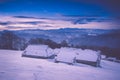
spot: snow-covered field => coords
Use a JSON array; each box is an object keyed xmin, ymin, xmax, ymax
[{"xmin": 0, "ymin": 50, "xmax": 120, "ymax": 80}]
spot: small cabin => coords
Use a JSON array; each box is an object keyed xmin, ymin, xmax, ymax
[
  {"xmin": 22, "ymin": 45, "xmax": 54, "ymax": 59},
  {"xmin": 54, "ymin": 47, "xmax": 76, "ymax": 64},
  {"xmin": 75, "ymin": 49, "xmax": 101, "ymax": 67}
]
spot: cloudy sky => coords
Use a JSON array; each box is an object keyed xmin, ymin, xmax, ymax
[{"xmin": 0, "ymin": 0, "xmax": 120, "ymax": 30}]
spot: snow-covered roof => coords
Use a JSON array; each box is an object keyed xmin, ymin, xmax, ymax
[
  {"xmin": 53, "ymin": 48, "xmax": 60, "ymax": 55},
  {"xmin": 25, "ymin": 45, "xmax": 49, "ymax": 51},
  {"xmin": 55, "ymin": 47, "xmax": 101, "ymax": 63},
  {"xmin": 75, "ymin": 49, "xmax": 100, "ymax": 62},
  {"xmin": 55, "ymin": 47, "xmax": 76, "ymax": 63},
  {"xmin": 23, "ymin": 45, "xmax": 53, "ymax": 57}
]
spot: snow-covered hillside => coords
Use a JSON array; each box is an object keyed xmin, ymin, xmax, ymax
[{"xmin": 0, "ymin": 50, "xmax": 120, "ymax": 80}]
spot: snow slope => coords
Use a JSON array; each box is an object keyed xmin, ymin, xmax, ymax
[{"xmin": 0, "ymin": 50, "xmax": 120, "ymax": 80}]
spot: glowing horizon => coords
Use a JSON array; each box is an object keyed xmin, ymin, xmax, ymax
[{"xmin": 0, "ymin": 16, "xmax": 119, "ymax": 30}]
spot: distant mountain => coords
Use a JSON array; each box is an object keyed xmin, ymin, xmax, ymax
[
  {"xmin": 7, "ymin": 28, "xmax": 119, "ymax": 49},
  {"xmin": 71, "ymin": 17, "xmax": 109, "ymax": 24}
]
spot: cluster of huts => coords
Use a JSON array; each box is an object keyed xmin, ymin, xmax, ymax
[{"xmin": 22, "ymin": 45, "xmax": 101, "ymax": 67}]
